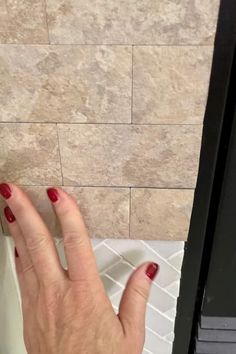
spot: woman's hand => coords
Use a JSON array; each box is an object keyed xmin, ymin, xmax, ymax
[{"xmin": 0, "ymin": 183, "xmax": 159, "ymax": 354}]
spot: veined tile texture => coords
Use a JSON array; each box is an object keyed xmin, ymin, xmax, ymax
[
  {"xmin": 0, "ymin": 186, "xmax": 129, "ymax": 239},
  {"xmin": 58, "ymin": 124, "xmax": 202, "ymax": 188},
  {"xmin": 0, "ymin": 45, "xmax": 131, "ymax": 123},
  {"xmin": 130, "ymin": 189, "xmax": 194, "ymax": 240},
  {"xmin": 0, "ymin": 123, "xmax": 61, "ymax": 185},
  {"xmin": 0, "ymin": 0, "xmax": 48, "ymax": 44},
  {"xmin": 133, "ymin": 46, "xmax": 213, "ymax": 124},
  {"xmin": 46, "ymin": 0, "xmax": 219, "ymax": 45},
  {"xmin": 0, "ymin": 186, "xmax": 193, "ymax": 241}
]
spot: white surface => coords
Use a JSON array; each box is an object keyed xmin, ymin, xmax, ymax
[{"xmin": 0, "ymin": 237, "xmax": 185, "ymax": 354}]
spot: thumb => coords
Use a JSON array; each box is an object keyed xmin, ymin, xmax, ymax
[{"xmin": 118, "ymin": 262, "xmax": 159, "ymax": 335}]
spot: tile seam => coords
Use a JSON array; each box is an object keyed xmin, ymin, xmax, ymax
[
  {"xmin": 6, "ymin": 185, "xmax": 195, "ymax": 191},
  {"xmin": 0, "ymin": 43, "xmax": 215, "ymax": 47},
  {"xmin": 131, "ymin": 45, "xmax": 134, "ymax": 124},
  {"xmin": 129, "ymin": 187, "xmax": 131, "ymax": 239},
  {"xmin": 0, "ymin": 122, "xmax": 204, "ymax": 126},
  {"xmin": 55, "ymin": 123, "xmax": 64, "ymax": 185},
  {"xmin": 42, "ymin": 0, "xmax": 50, "ymax": 44}
]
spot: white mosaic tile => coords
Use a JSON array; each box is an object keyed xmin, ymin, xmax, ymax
[
  {"xmin": 148, "ymin": 283, "xmax": 176, "ymax": 314},
  {"xmin": 167, "ymin": 251, "xmax": 184, "ymax": 271},
  {"xmin": 142, "ymin": 241, "xmax": 185, "ymax": 259},
  {"xmin": 105, "ymin": 261, "xmax": 135, "ymax": 285},
  {"xmin": 104, "ymin": 239, "xmax": 180, "ymax": 288},
  {"xmin": 165, "ymin": 281, "xmax": 181, "ymax": 298},
  {"xmin": 91, "ymin": 239, "xmax": 183, "ymax": 354},
  {"xmin": 2, "ymin": 237, "xmax": 183, "ymax": 354},
  {"xmin": 146, "ymin": 305, "xmax": 173, "ymax": 337},
  {"xmin": 93, "ymin": 243, "xmax": 122, "ymax": 272},
  {"xmin": 100, "ymin": 275, "xmax": 122, "ymax": 296},
  {"xmin": 145, "ymin": 328, "xmax": 172, "ymax": 354}
]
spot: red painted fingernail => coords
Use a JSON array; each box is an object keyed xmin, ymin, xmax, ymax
[
  {"xmin": 0, "ymin": 183, "xmax": 12, "ymax": 199},
  {"xmin": 145, "ymin": 263, "xmax": 159, "ymax": 281},
  {"xmin": 15, "ymin": 247, "xmax": 19, "ymax": 258},
  {"xmin": 47, "ymin": 188, "xmax": 59, "ymax": 203},
  {"xmin": 4, "ymin": 206, "xmax": 16, "ymax": 223}
]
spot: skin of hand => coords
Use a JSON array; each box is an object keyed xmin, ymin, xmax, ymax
[{"xmin": 0, "ymin": 183, "xmax": 159, "ymax": 354}]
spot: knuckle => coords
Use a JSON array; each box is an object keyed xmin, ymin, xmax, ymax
[
  {"xmin": 129, "ymin": 285, "xmax": 148, "ymax": 302},
  {"xmin": 63, "ymin": 231, "xmax": 84, "ymax": 248},
  {"xmin": 26, "ymin": 233, "xmax": 49, "ymax": 252}
]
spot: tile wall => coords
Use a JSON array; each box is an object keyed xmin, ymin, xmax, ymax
[{"xmin": 0, "ymin": 1, "xmax": 220, "ymax": 353}]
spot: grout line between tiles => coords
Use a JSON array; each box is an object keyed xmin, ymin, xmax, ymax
[
  {"xmin": 55, "ymin": 123, "xmax": 64, "ymax": 185},
  {"xmin": 167, "ymin": 249, "xmax": 184, "ymax": 261},
  {"xmin": 140, "ymin": 241, "xmax": 181, "ymax": 273},
  {"xmin": 152, "ymin": 283, "xmax": 177, "ymax": 300},
  {"xmin": 43, "ymin": 0, "xmax": 50, "ymax": 44},
  {"xmin": 103, "ymin": 274, "xmax": 125, "ymax": 289},
  {"xmin": 131, "ymin": 45, "xmax": 134, "ymax": 124},
  {"xmin": 147, "ymin": 302, "xmax": 175, "ymax": 322},
  {"xmin": 129, "ymin": 187, "xmax": 131, "ymax": 239},
  {"xmin": 5, "ymin": 184, "xmax": 195, "ymax": 191},
  {"xmin": 99, "ymin": 260, "xmax": 125, "ymax": 277},
  {"xmin": 102, "ymin": 242, "xmax": 125, "ymax": 258},
  {"xmin": 0, "ymin": 121, "xmax": 204, "ymax": 126},
  {"xmin": 0, "ymin": 43, "xmax": 215, "ymax": 47},
  {"xmin": 109, "ymin": 288, "xmax": 124, "ymax": 299},
  {"xmin": 143, "ymin": 348, "xmax": 154, "ymax": 354},
  {"xmin": 145, "ymin": 326, "xmax": 173, "ymax": 343}
]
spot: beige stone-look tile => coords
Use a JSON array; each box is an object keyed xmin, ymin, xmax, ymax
[
  {"xmin": 0, "ymin": 186, "xmax": 60, "ymax": 238},
  {"xmin": 0, "ymin": 123, "xmax": 62, "ymax": 185},
  {"xmin": 0, "ymin": 0, "xmax": 48, "ymax": 44},
  {"xmin": 46, "ymin": 0, "xmax": 219, "ymax": 45},
  {"xmin": 133, "ymin": 46, "xmax": 213, "ymax": 124},
  {"xmin": 58, "ymin": 124, "xmax": 202, "ymax": 188},
  {"xmin": 130, "ymin": 189, "xmax": 194, "ymax": 240},
  {"xmin": 0, "ymin": 45, "xmax": 131, "ymax": 123},
  {"xmin": 64, "ymin": 187, "xmax": 129, "ymax": 238},
  {"xmin": 0, "ymin": 186, "xmax": 129, "ymax": 238}
]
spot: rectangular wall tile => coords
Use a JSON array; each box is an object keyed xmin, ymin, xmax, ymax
[
  {"xmin": 0, "ymin": 186, "xmax": 129, "ymax": 239},
  {"xmin": 64, "ymin": 186, "xmax": 129, "ymax": 238},
  {"xmin": 130, "ymin": 189, "xmax": 194, "ymax": 240},
  {"xmin": 58, "ymin": 124, "xmax": 202, "ymax": 188},
  {"xmin": 0, "ymin": 123, "xmax": 62, "ymax": 185},
  {"xmin": 133, "ymin": 46, "xmax": 213, "ymax": 124},
  {"xmin": 0, "ymin": 0, "xmax": 48, "ymax": 44},
  {"xmin": 0, "ymin": 45, "xmax": 131, "ymax": 123},
  {"xmin": 46, "ymin": 0, "xmax": 219, "ymax": 45}
]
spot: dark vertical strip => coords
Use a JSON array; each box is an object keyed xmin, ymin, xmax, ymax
[{"xmin": 172, "ymin": 1, "xmax": 236, "ymax": 353}]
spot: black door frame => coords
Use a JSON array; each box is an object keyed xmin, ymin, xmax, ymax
[{"xmin": 172, "ymin": 1, "xmax": 236, "ymax": 353}]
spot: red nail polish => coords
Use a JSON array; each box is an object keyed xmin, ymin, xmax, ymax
[
  {"xmin": 4, "ymin": 206, "xmax": 16, "ymax": 223},
  {"xmin": 47, "ymin": 188, "xmax": 59, "ymax": 203},
  {"xmin": 15, "ymin": 247, "xmax": 19, "ymax": 258},
  {"xmin": 0, "ymin": 183, "xmax": 12, "ymax": 199},
  {"xmin": 145, "ymin": 263, "xmax": 159, "ymax": 281}
]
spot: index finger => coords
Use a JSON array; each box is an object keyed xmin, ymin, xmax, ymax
[{"xmin": 0, "ymin": 183, "xmax": 65, "ymax": 285}]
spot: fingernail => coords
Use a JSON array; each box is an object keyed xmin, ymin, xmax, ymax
[
  {"xmin": 0, "ymin": 183, "xmax": 12, "ymax": 199},
  {"xmin": 47, "ymin": 188, "xmax": 59, "ymax": 203},
  {"xmin": 145, "ymin": 263, "xmax": 159, "ymax": 281},
  {"xmin": 15, "ymin": 247, "xmax": 19, "ymax": 258},
  {"xmin": 4, "ymin": 206, "xmax": 16, "ymax": 223}
]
